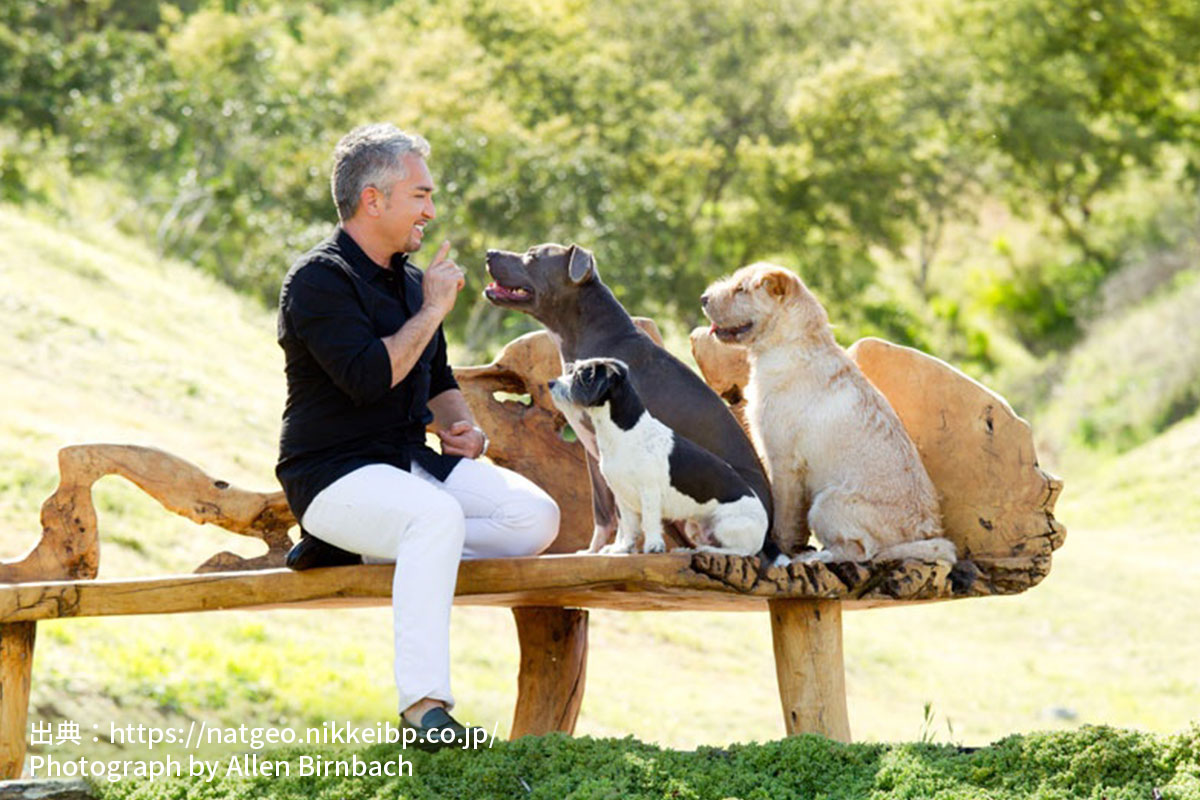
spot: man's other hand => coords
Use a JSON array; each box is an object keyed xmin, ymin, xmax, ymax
[
  {"xmin": 438, "ymin": 420, "xmax": 486, "ymax": 458},
  {"xmin": 423, "ymin": 240, "xmax": 465, "ymax": 319}
]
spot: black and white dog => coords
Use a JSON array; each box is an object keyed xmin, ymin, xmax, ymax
[{"xmin": 548, "ymin": 358, "xmax": 769, "ymax": 556}]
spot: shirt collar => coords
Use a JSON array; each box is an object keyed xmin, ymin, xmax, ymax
[{"xmin": 334, "ymin": 227, "xmax": 410, "ymax": 284}]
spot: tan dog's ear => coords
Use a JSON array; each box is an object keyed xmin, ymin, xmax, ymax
[
  {"xmin": 567, "ymin": 244, "xmax": 597, "ymax": 285},
  {"xmin": 754, "ymin": 268, "xmax": 797, "ymax": 300}
]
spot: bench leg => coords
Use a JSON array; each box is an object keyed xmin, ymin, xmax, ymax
[
  {"xmin": 1, "ymin": 621, "xmax": 37, "ymax": 779},
  {"xmin": 768, "ymin": 598, "xmax": 851, "ymax": 742},
  {"xmin": 510, "ymin": 607, "xmax": 588, "ymax": 739}
]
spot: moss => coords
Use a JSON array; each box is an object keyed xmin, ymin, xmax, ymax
[{"xmin": 90, "ymin": 725, "xmax": 1200, "ymax": 800}]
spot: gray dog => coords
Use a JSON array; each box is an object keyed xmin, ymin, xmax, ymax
[{"xmin": 484, "ymin": 243, "xmax": 775, "ymax": 558}]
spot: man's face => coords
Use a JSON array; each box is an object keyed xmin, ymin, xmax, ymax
[{"xmin": 375, "ymin": 153, "xmax": 436, "ymax": 253}]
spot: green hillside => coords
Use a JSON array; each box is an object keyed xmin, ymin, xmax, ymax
[{"xmin": 3, "ymin": 201, "xmax": 1199, "ymax": 764}]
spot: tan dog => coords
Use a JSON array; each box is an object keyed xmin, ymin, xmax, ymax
[{"xmin": 701, "ymin": 263, "xmax": 956, "ymax": 564}]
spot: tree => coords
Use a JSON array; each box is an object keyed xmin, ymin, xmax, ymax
[{"xmin": 959, "ymin": 0, "xmax": 1200, "ymax": 272}]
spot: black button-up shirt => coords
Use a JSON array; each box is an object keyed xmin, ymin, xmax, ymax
[{"xmin": 276, "ymin": 228, "xmax": 461, "ymax": 522}]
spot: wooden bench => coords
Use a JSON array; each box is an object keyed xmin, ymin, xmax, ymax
[{"xmin": 0, "ymin": 329, "xmax": 1064, "ymax": 779}]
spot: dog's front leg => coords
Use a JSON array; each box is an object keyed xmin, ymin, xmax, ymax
[
  {"xmin": 769, "ymin": 463, "xmax": 810, "ymax": 555},
  {"xmin": 600, "ymin": 502, "xmax": 640, "ymax": 555},
  {"xmin": 639, "ymin": 489, "xmax": 666, "ymax": 553},
  {"xmin": 582, "ymin": 449, "xmax": 619, "ymax": 553}
]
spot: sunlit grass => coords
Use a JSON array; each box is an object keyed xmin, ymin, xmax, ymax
[{"xmin": 1036, "ymin": 269, "xmax": 1200, "ymax": 462}]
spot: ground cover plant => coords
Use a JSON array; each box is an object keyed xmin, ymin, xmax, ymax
[{"xmin": 89, "ymin": 725, "xmax": 1200, "ymax": 800}]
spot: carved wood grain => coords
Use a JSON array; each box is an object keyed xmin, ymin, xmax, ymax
[
  {"xmin": 0, "ymin": 445, "xmax": 296, "ymax": 583},
  {"xmin": 0, "ymin": 548, "xmax": 1039, "ymax": 624},
  {"xmin": 510, "ymin": 607, "xmax": 588, "ymax": 738},
  {"xmin": 769, "ymin": 599, "xmax": 850, "ymax": 741},
  {"xmin": 0, "ymin": 622, "xmax": 36, "ymax": 779}
]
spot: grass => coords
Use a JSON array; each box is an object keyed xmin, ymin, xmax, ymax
[
  {"xmin": 85, "ymin": 725, "xmax": 1200, "ymax": 799},
  {"xmin": 1037, "ymin": 269, "xmax": 1200, "ymax": 461},
  {"xmin": 1056, "ymin": 409, "xmax": 1200, "ymax": 536},
  {"xmin": 2, "ymin": 198, "xmax": 1199, "ymax": 778}
]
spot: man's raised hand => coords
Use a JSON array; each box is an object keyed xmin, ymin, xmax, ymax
[{"xmin": 422, "ymin": 240, "xmax": 465, "ymax": 319}]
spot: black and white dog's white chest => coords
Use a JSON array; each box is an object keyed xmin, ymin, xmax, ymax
[{"xmin": 594, "ymin": 410, "xmax": 755, "ymax": 517}]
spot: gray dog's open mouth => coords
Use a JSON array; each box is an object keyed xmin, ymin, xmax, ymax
[
  {"xmin": 484, "ymin": 257, "xmax": 535, "ymax": 304},
  {"xmin": 711, "ymin": 321, "xmax": 753, "ymax": 342},
  {"xmin": 484, "ymin": 281, "xmax": 534, "ymax": 303}
]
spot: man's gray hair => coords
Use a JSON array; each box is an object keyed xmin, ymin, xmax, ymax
[{"xmin": 331, "ymin": 124, "xmax": 431, "ymax": 222}]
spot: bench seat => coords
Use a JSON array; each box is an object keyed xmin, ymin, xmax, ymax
[{"xmin": 0, "ymin": 551, "xmax": 991, "ymax": 623}]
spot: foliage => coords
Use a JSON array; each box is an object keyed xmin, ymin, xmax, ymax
[
  {"xmin": 2, "ymin": 0, "xmax": 1198, "ymax": 396},
  {"xmin": 1039, "ymin": 267, "xmax": 1200, "ymax": 454},
  {"xmin": 92, "ymin": 725, "xmax": 1200, "ymax": 800},
  {"xmin": 953, "ymin": 0, "xmax": 1200, "ymax": 346}
]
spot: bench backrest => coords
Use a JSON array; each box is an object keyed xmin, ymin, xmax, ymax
[{"xmin": 0, "ymin": 327, "xmax": 1063, "ymax": 596}]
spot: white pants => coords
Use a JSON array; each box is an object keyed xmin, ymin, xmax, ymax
[{"xmin": 300, "ymin": 459, "xmax": 560, "ymax": 713}]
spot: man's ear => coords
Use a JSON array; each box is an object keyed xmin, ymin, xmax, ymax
[
  {"xmin": 358, "ymin": 185, "xmax": 380, "ymax": 217},
  {"xmin": 567, "ymin": 244, "xmax": 597, "ymax": 285}
]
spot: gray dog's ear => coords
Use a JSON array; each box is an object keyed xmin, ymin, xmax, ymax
[{"xmin": 567, "ymin": 244, "xmax": 597, "ymax": 285}]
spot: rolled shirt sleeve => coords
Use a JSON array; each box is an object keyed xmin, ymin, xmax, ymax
[{"xmin": 284, "ymin": 269, "xmax": 393, "ymax": 407}]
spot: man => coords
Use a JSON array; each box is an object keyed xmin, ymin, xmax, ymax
[{"xmin": 276, "ymin": 123, "xmax": 560, "ymax": 750}]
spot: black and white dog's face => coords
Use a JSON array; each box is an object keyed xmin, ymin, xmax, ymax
[{"xmin": 548, "ymin": 358, "xmax": 631, "ymax": 412}]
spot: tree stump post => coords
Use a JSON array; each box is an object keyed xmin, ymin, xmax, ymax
[
  {"xmin": 1, "ymin": 621, "xmax": 37, "ymax": 779},
  {"xmin": 768, "ymin": 598, "xmax": 851, "ymax": 742},
  {"xmin": 510, "ymin": 607, "xmax": 588, "ymax": 738}
]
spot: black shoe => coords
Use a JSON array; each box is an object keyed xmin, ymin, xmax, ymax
[
  {"xmin": 400, "ymin": 707, "xmax": 483, "ymax": 752},
  {"xmin": 285, "ymin": 532, "xmax": 362, "ymax": 571}
]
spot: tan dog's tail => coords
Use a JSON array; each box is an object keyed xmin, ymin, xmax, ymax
[{"xmin": 876, "ymin": 538, "xmax": 957, "ymax": 564}]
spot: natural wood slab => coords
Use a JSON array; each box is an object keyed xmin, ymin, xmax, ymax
[
  {"xmin": 1, "ymin": 549, "xmax": 1030, "ymax": 623},
  {"xmin": 0, "ymin": 329, "xmax": 1058, "ymax": 600},
  {"xmin": 510, "ymin": 607, "xmax": 588, "ymax": 738},
  {"xmin": 0, "ymin": 445, "xmax": 296, "ymax": 583},
  {"xmin": 451, "ymin": 331, "xmax": 591, "ymax": 554},
  {"xmin": 847, "ymin": 338, "xmax": 1064, "ymax": 562},
  {"xmin": 0, "ymin": 622, "xmax": 36, "ymax": 780},
  {"xmin": 770, "ymin": 599, "xmax": 850, "ymax": 741},
  {"xmin": 690, "ymin": 327, "xmax": 751, "ymax": 431}
]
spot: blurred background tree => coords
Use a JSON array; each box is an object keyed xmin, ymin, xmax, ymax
[
  {"xmin": 3, "ymin": 0, "xmax": 1198, "ymax": 452},
  {"xmin": 957, "ymin": 0, "xmax": 1200, "ymax": 352}
]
